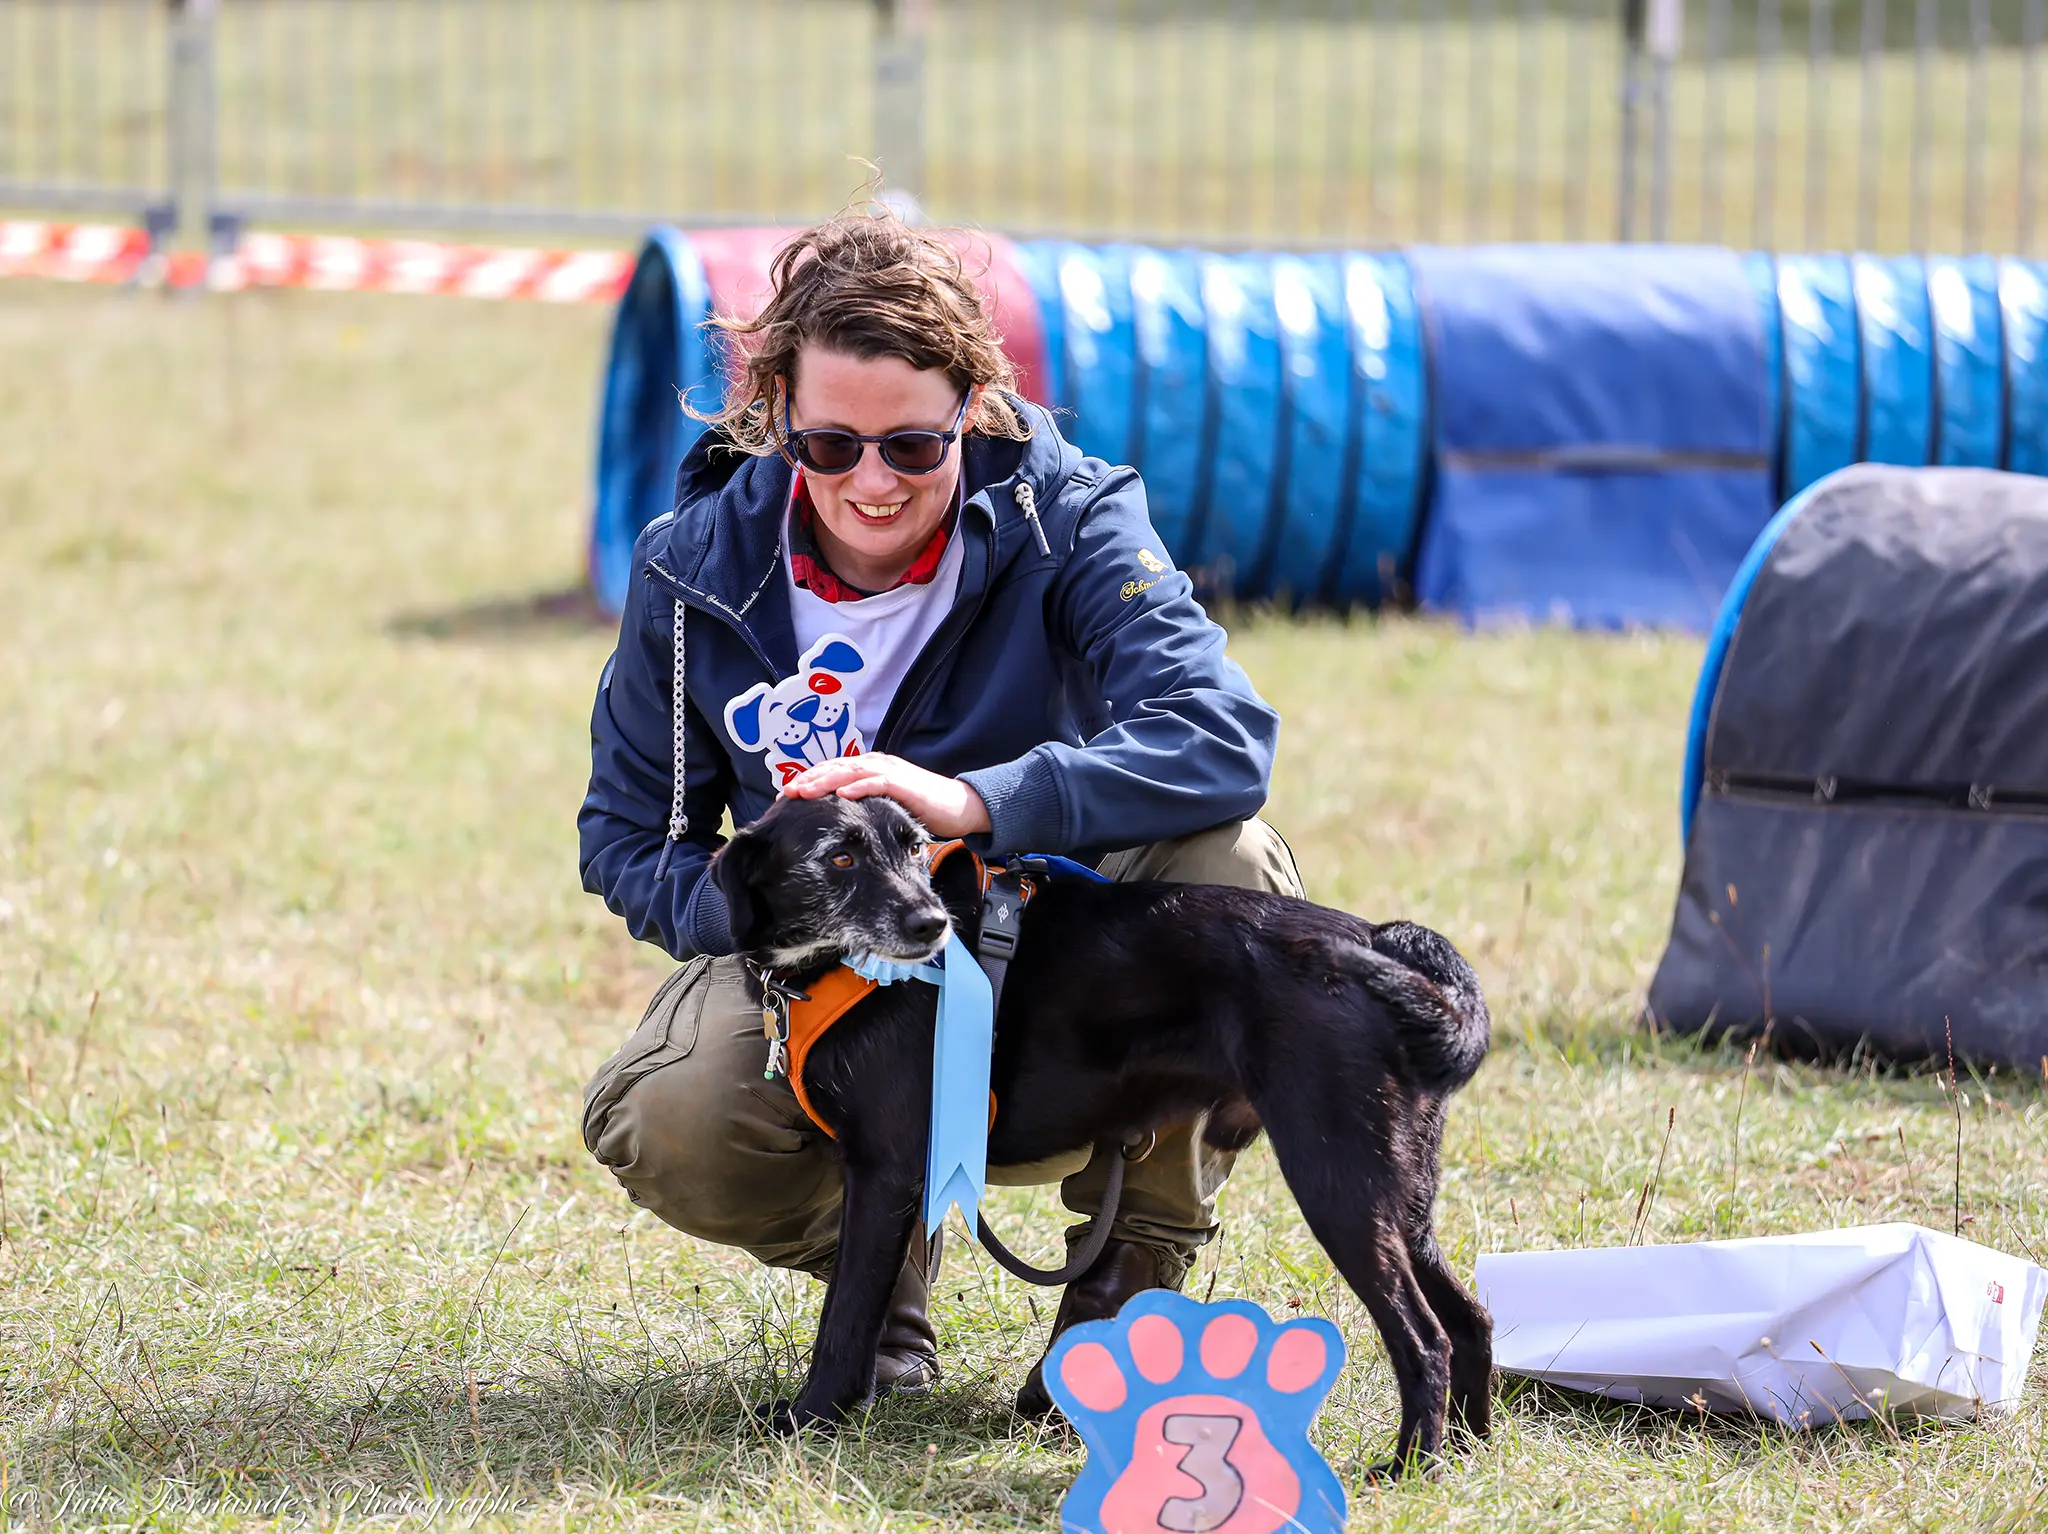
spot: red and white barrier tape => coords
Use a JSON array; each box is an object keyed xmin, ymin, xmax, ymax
[
  {"xmin": 0, "ymin": 220, "xmax": 154, "ymax": 284},
  {"xmin": 0, "ymin": 221, "xmax": 634, "ymax": 304}
]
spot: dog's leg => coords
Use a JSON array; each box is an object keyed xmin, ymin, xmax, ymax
[
  {"xmin": 1400, "ymin": 1111, "xmax": 1492, "ymax": 1442},
  {"xmin": 780, "ymin": 1158, "xmax": 922, "ymax": 1430},
  {"xmin": 769, "ymin": 986, "xmax": 938, "ymax": 1434},
  {"xmin": 1404, "ymin": 1226, "xmax": 1492, "ymax": 1442},
  {"xmin": 1263, "ymin": 1125, "xmax": 1450, "ymax": 1476},
  {"xmin": 1335, "ymin": 1221, "xmax": 1449, "ymax": 1476}
]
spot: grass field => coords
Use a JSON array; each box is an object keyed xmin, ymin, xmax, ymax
[{"xmin": 3, "ymin": 280, "xmax": 2047, "ymax": 1530}]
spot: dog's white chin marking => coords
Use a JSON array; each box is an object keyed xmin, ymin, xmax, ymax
[
  {"xmin": 763, "ymin": 937, "xmax": 843, "ymax": 971},
  {"xmin": 868, "ymin": 938, "xmax": 950, "ymax": 966},
  {"xmin": 763, "ymin": 936, "xmax": 946, "ymax": 971},
  {"xmin": 855, "ymin": 917, "xmax": 952, "ymax": 967}
]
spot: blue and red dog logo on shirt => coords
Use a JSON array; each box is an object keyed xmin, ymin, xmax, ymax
[{"xmin": 723, "ymin": 634, "xmax": 868, "ymax": 789}]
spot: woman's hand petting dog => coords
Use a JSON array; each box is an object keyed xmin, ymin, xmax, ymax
[{"xmin": 782, "ymin": 751, "xmax": 993, "ymax": 838}]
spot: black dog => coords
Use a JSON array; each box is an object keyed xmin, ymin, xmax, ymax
[{"xmin": 712, "ymin": 794, "xmax": 1493, "ymax": 1473}]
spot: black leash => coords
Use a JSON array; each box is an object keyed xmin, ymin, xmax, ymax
[{"xmin": 972, "ymin": 1131, "xmax": 1155, "ymax": 1287}]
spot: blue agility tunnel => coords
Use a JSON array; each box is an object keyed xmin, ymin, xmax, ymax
[
  {"xmin": 1743, "ymin": 253, "xmax": 1784, "ymax": 478},
  {"xmin": 1192, "ymin": 252, "xmax": 1286, "ymax": 590},
  {"xmin": 1775, "ymin": 253, "xmax": 1863, "ymax": 497},
  {"xmin": 1267, "ymin": 254, "xmax": 1354, "ymax": 602},
  {"xmin": 2009, "ymin": 261, "xmax": 2048, "ymax": 476},
  {"xmin": 1929, "ymin": 255, "xmax": 2005, "ymax": 468},
  {"xmin": 1127, "ymin": 246, "xmax": 1209, "ymax": 558},
  {"xmin": 1766, "ymin": 252, "xmax": 2041, "ymax": 496},
  {"xmin": 1408, "ymin": 245, "xmax": 1777, "ymax": 629},
  {"xmin": 1012, "ymin": 240, "xmax": 1429, "ymax": 608},
  {"xmin": 1852, "ymin": 254, "xmax": 1934, "ymax": 468},
  {"xmin": 591, "ymin": 232, "xmax": 2044, "ymax": 626},
  {"xmin": 589, "ymin": 230, "xmax": 712, "ymax": 615},
  {"xmin": 1046, "ymin": 242, "xmax": 1139, "ymax": 469},
  {"xmin": 1332, "ymin": 253, "xmax": 1429, "ymax": 609}
]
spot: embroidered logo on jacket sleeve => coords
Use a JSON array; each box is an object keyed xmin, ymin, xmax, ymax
[{"xmin": 723, "ymin": 634, "xmax": 869, "ymax": 789}]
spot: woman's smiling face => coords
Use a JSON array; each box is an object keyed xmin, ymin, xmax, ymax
[{"xmin": 787, "ymin": 344, "xmax": 966, "ymax": 593}]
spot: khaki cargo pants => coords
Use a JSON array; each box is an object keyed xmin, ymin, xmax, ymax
[{"xmin": 581, "ymin": 818, "xmax": 1303, "ymax": 1283}]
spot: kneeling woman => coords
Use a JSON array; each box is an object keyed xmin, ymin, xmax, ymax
[{"xmin": 577, "ymin": 209, "xmax": 1299, "ymax": 1412}]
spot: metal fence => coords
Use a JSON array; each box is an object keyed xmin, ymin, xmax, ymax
[{"xmin": 2, "ymin": 0, "xmax": 2043, "ymax": 254}]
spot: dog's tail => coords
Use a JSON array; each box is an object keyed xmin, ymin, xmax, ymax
[{"xmin": 1357, "ymin": 921, "xmax": 1492, "ymax": 1094}]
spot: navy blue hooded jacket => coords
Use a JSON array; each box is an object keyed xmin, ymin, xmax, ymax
[{"xmin": 578, "ymin": 397, "xmax": 1280, "ymax": 961}]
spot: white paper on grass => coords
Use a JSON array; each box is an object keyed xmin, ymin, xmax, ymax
[{"xmin": 1476, "ymin": 1223, "xmax": 2047, "ymax": 1425}]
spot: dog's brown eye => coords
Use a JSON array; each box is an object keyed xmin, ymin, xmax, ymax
[{"xmin": 830, "ymin": 852, "xmax": 855, "ymax": 869}]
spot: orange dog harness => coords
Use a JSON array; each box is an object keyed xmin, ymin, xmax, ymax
[
  {"xmin": 771, "ymin": 964, "xmax": 879, "ymax": 1139},
  {"xmin": 758, "ymin": 839, "xmax": 1013, "ymax": 1140}
]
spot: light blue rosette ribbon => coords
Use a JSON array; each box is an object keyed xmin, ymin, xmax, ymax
[
  {"xmin": 846, "ymin": 937, "xmax": 994, "ymax": 1238},
  {"xmin": 845, "ymin": 952, "xmax": 945, "ymax": 987}
]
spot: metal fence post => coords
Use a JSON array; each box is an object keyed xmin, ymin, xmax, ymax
[
  {"xmin": 166, "ymin": 0, "xmax": 221, "ymax": 254},
  {"xmin": 1648, "ymin": 0, "xmax": 1681, "ymax": 240},
  {"xmin": 1620, "ymin": 0, "xmax": 1644, "ymax": 240},
  {"xmin": 1514, "ymin": 0, "xmax": 1540, "ymax": 239},
  {"xmin": 1703, "ymin": 0, "xmax": 1728, "ymax": 242},
  {"xmin": 1806, "ymin": 0, "xmax": 1831, "ymax": 250},
  {"xmin": 1469, "ymin": 0, "xmax": 1496, "ymax": 241},
  {"xmin": 1756, "ymin": 0, "xmax": 1781, "ymax": 248},
  {"xmin": 1911, "ymin": 0, "xmax": 1933, "ymax": 253},
  {"xmin": 1965, "ymin": 0, "xmax": 1990, "ymax": 252},
  {"xmin": 1857, "ymin": 0, "xmax": 1884, "ymax": 252},
  {"xmin": 1567, "ymin": 0, "xmax": 1595, "ymax": 238},
  {"xmin": 873, "ymin": 0, "xmax": 930, "ymax": 216},
  {"xmin": 1369, "ymin": 0, "xmax": 1394, "ymax": 241},
  {"xmin": 138, "ymin": 4, "xmax": 183, "ymax": 263}
]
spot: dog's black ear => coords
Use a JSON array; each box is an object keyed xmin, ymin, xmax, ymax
[
  {"xmin": 929, "ymin": 845, "xmax": 985, "ymax": 931},
  {"xmin": 710, "ymin": 826, "xmax": 775, "ymax": 954}
]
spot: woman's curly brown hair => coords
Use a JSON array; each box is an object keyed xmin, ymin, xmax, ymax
[{"xmin": 692, "ymin": 207, "xmax": 1031, "ymax": 455}]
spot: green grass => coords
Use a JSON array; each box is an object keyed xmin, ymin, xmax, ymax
[
  {"xmin": 4, "ymin": 0, "xmax": 2045, "ymax": 254},
  {"xmin": 2, "ymin": 279, "xmax": 2046, "ymax": 1530}
]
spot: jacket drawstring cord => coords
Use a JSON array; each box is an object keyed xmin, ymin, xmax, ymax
[
  {"xmin": 655, "ymin": 596, "xmax": 687, "ymax": 881},
  {"xmin": 1015, "ymin": 480, "xmax": 1050, "ymax": 556}
]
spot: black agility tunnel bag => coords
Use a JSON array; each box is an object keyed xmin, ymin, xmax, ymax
[{"xmin": 1649, "ymin": 464, "xmax": 2048, "ymax": 1070}]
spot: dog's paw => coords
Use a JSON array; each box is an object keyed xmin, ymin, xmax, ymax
[
  {"xmin": 758, "ymin": 1389, "xmax": 874, "ymax": 1438},
  {"xmin": 1361, "ymin": 1451, "xmax": 1436, "ymax": 1485},
  {"xmin": 1044, "ymin": 1290, "xmax": 1346, "ymax": 1534},
  {"xmin": 752, "ymin": 1396, "xmax": 854, "ymax": 1436}
]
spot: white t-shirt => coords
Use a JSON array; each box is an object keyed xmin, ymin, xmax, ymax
[{"xmin": 783, "ymin": 510, "xmax": 966, "ymax": 755}]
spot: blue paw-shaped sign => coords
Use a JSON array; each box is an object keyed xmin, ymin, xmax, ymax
[{"xmin": 1045, "ymin": 1290, "xmax": 1346, "ymax": 1534}]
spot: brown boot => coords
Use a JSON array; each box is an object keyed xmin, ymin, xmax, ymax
[
  {"xmin": 1014, "ymin": 1237, "xmax": 1185, "ymax": 1418},
  {"xmin": 874, "ymin": 1229, "xmax": 942, "ymax": 1397}
]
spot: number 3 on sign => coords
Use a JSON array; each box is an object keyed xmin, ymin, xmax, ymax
[{"xmin": 1045, "ymin": 1291, "xmax": 1347, "ymax": 1534}]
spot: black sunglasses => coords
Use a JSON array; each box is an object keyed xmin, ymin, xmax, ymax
[{"xmin": 781, "ymin": 393, "xmax": 970, "ymax": 477}]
